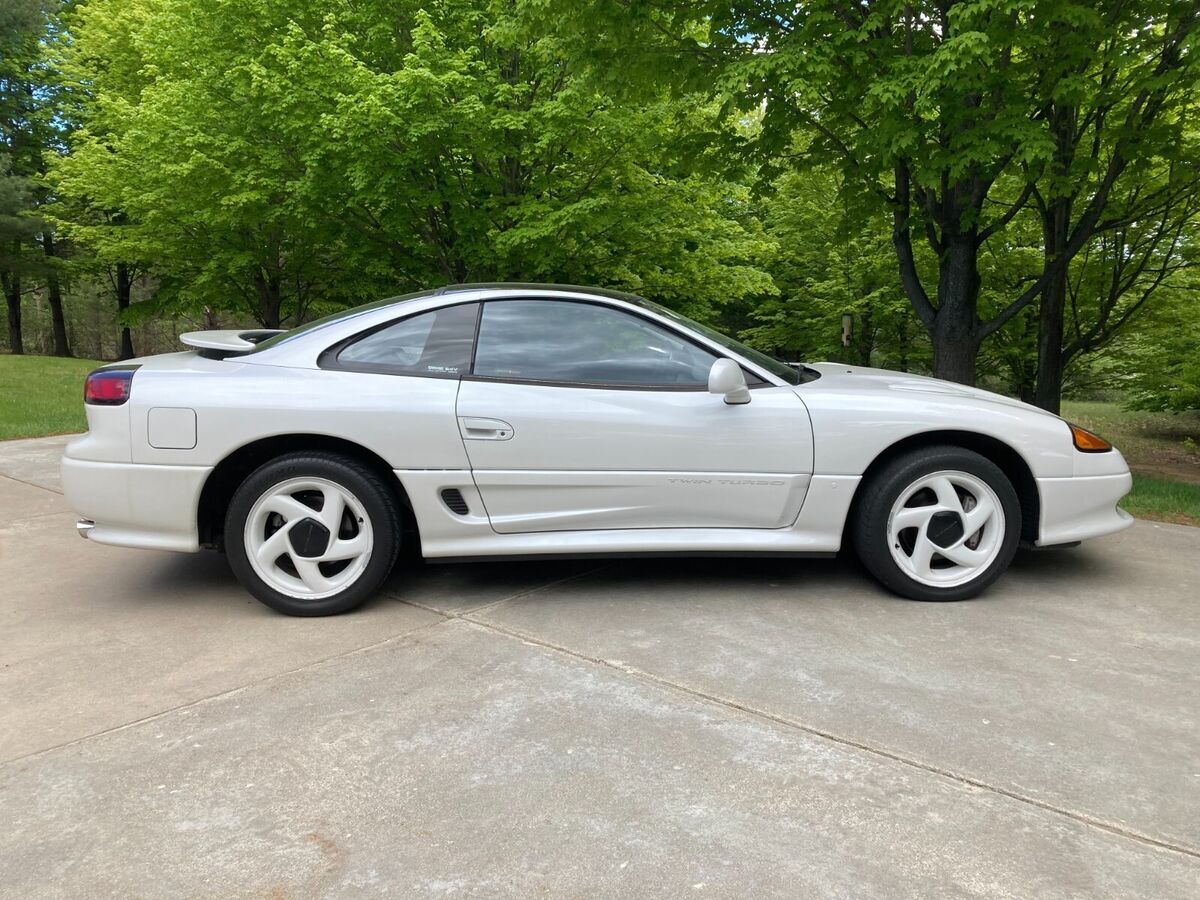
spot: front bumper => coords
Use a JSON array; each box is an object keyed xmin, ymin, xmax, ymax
[
  {"xmin": 61, "ymin": 456, "xmax": 210, "ymax": 553},
  {"xmin": 1036, "ymin": 471, "xmax": 1134, "ymax": 547}
]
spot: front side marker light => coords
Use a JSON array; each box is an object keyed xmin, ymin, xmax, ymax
[{"xmin": 1068, "ymin": 422, "xmax": 1112, "ymax": 453}]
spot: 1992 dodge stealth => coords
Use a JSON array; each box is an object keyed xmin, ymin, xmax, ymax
[{"xmin": 63, "ymin": 284, "xmax": 1133, "ymax": 616}]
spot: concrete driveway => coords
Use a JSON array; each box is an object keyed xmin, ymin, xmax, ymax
[{"xmin": 1, "ymin": 436, "xmax": 1198, "ymax": 898}]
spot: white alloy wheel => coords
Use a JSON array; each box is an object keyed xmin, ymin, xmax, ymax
[
  {"xmin": 885, "ymin": 469, "xmax": 1006, "ymax": 589},
  {"xmin": 243, "ymin": 476, "xmax": 374, "ymax": 600}
]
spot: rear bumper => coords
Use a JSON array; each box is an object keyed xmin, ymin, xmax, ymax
[
  {"xmin": 1036, "ymin": 471, "xmax": 1134, "ymax": 547},
  {"xmin": 61, "ymin": 456, "xmax": 210, "ymax": 553}
]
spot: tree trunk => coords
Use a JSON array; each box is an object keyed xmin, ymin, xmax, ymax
[
  {"xmin": 254, "ymin": 271, "xmax": 282, "ymax": 328},
  {"xmin": 1033, "ymin": 274, "xmax": 1067, "ymax": 414},
  {"xmin": 894, "ymin": 315, "xmax": 910, "ymax": 373},
  {"xmin": 1006, "ymin": 311, "xmax": 1039, "ymax": 403},
  {"xmin": 1031, "ymin": 101, "xmax": 1078, "ymax": 415},
  {"xmin": 42, "ymin": 232, "xmax": 71, "ymax": 357},
  {"xmin": 854, "ymin": 307, "xmax": 874, "ymax": 367},
  {"xmin": 116, "ymin": 263, "xmax": 134, "ymax": 360},
  {"xmin": 4, "ymin": 267, "xmax": 23, "ymax": 355},
  {"xmin": 1034, "ymin": 190, "xmax": 1073, "ymax": 415},
  {"xmin": 931, "ymin": 236, "xmax": 981, "ymax": 385}
]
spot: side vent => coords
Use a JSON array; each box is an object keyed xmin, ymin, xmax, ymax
[{"xmin": 441, "ymin": 488, "xmax": 470, "ymax": 516}]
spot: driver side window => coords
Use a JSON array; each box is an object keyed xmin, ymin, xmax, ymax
[{"xmin": 472, "ymin": 300, "xmax": 717, "ymax": 388}]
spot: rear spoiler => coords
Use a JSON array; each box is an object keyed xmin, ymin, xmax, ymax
[{"xmin": 179, "ymin": 329, "xmax": 284, "ymax": 353}]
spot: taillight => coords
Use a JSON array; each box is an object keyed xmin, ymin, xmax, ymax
[{"xmin": 84, "ymin": 366, "xmax": 139, "ymax": 405}]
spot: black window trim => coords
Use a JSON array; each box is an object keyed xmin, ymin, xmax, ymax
[
  {"xmin": 317, "ymin": 301, "xmax": 482, "ymax": 379},
  {"xmin": 460, "ymin": 373, "xmax": 724, "ymax": 392},
  {"xmin": 467, "ymin": 297, "xmax": 768, "ymax": 392},
  {"xmin": 317, "ymin": 294, "xmax": 772, "ymax": 390}
]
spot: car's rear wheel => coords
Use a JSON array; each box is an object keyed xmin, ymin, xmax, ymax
[
  {"xmin": 852, "ymin": 446, "xmax": 1021, "ymax": 601},
  {"xmin": 225, "ymin": 453, "xmax": 401, "ymax": 616}
]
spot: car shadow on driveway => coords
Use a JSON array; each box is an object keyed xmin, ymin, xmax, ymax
[
  {"xmin": 1008, "ymin": 543, "xmax": 1126, "ymax": 584},
  {"xmin": 130, "ymin": 549, "xmax": 272, "ymax": 615},
  {"xmin": 127, "ymin": 538, "xmax": 1120, "ymax": 617},
  {"xmin": 401, "ymin": 553, "xmax": 876, "ymax": 603}
]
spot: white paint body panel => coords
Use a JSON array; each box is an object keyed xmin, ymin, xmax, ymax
[
  {"xmin": 797, "ymin": 363, "xmax": 1075, "ymax": 478},
  {"xmin": 179, "ymin": 330, "xmax": 271, "ymax": 351},
  {"xmin": 456, "ymin": 380, "xmax": 812, "ymax": 532},
  {"xmin": 118, "ymin": 354, "xmax": 467, "ymax": 470},
  {"xmin": 61, "ymin": 457, "xmax": 207, "ymax": 552},
  {"xmin": 1037, "ymin": 472, "xmax": 1135, "ymax": 546},
  {"xmin": 401, "ymin": 471, "xmax": 857, "ymax": 558},
  {"xmin": 147, "ymin": 407, "xmax": 197, "ymax": 450},
  {"xmin": 464, "ymin": 470, "xmax": 811, "ymax": 532},
  {"xmin": 61, "ymin": 286, "xmax": 1133, "ymax": 563}
]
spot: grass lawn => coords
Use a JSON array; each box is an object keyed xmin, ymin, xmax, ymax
[
  {"xmin": 1062, "ymin": 400, "xmax": 1200, "ymax": 526},
  {"xmin": 0, "ymin": 354, "xmax": 103, "ymax": 441},
  {"xmin": 1119, "ymin": 475, "xmax": 1200, "ymax": 527}
]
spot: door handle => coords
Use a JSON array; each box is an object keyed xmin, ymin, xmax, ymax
[{"xmin": 459, "ymin": 417, "xmax": 515, "ymax": 441}]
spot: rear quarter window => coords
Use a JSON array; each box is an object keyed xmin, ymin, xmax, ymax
[{"xmin": 322, "ymin": 303, "xmax": 479, "ymax": 378}]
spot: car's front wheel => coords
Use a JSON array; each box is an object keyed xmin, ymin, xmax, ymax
[
  {"xmin": 225, "ymin": 453, "xmax": 401, "ymax": 616},
  {"xmin": 852, "ymin": 446, "xmax": 1021, "ymax": 601}
]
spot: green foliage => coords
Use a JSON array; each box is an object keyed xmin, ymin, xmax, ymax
[
  {"xmin": 3, "ymin": 0, "xmax": 74, "ymax": 360},
  {"xmin": 0, "ymin": 0, "xmax": 50, "ymax": 271},
  {"xmin": 743, "ymin": 166, "xmax": 927, "ymax": 369},
  {"xmin": 1, "ymin": 0, "xmax": 1197, "ymax": 429},
  {"xmin": 0, "ymin": 1, "xmax": 47, "ymax": 36},
  {"xmin": 50, "ymin": 0, "xmax": 774, "ymax": 328},
  {"xmin": 1119, "ymin": 269, "xmax": 1200, "ymax": 412},
  {"xmin": 549, "ymin": 0, "xmax": 1200, "ymax": 392},
  {"xmin": 51, "ymin": 0, "xmax": 346, "ymax": 327},
  {"xmin": 0, "ymin": 153, "xmax": 37, "ymax": 258}
]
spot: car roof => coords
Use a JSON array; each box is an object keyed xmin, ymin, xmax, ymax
[
  {"xmin": 242, "ymin": 283, "xmax": 654, "ymax": 364},
  {"xmin": 245, "ymin": 281, "xmax": 798, "ymax": 386},
  {"xmin": 436, "ymin": 283, "xmax": 647, "ymax": 304}
]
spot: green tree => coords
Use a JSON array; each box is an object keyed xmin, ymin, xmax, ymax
[
  {"xmin": 0, "ymin": 154, "xmax": 38, "ymax": 353},
  {"xmin": 744, "ymin": 166, "xmax": 925, "ymax": 370},
  {"xmin": 984, "ymin": 154, "xmax": 1200, "ymax": 407},
  {"xmin": 552, "ymin": 1, "xmax": 1200, "ymax": 399},
  {"xmin": 2, "ymin": 0, "xmax": 78, "ymax": 357},
  {"xmin": 1074, "ymin": 190, "xmax": 1200, "ymax": 412},
  {"xmin": 52, "ymin": 0, "xmax": 350, "ymax": 329},
  {"xmin": 52, "ymin": 0, "xmax": 774, "ymax": 330},
  {"xmin": 1121, "ymin": 274, "xmax": 1200, "ymax": 413},
  {"xmin": 1, "ymin": 0, "xmax": 49, "ymax": 354}
]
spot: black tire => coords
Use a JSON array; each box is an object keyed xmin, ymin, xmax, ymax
[
  {"xmin": 851, "ymin": 445, "xmax": 1021, "ymax": 602},
  {"xmin": 225, "ymin": 452, "xmax": 402, "ymax": 616}
]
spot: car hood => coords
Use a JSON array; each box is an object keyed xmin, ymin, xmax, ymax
[{"xmin": 805, "ymin": 362, "xmax": 1056, "ymax": 418}]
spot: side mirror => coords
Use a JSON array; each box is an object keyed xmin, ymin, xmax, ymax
[{"xmin": 708, "ymin": 358, "xmax": 751, "ymax": 405}]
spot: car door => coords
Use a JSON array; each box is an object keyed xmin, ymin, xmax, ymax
[{"xmin": 455, "ymin": 298, "xmax": 814, "ymax": 534}]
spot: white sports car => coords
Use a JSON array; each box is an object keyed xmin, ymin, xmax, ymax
[{"xmin": 63, "ymin": 284, "xmax": 1133, "ymax": 616}]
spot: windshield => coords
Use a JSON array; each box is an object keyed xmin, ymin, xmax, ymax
[
  {"xmin": 248, "ymin": 290, "xmax": 438, "ymax": 353},
  {"xmin": 631, "ymin": 298, "xmax": 802, "ymax": 385}
]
